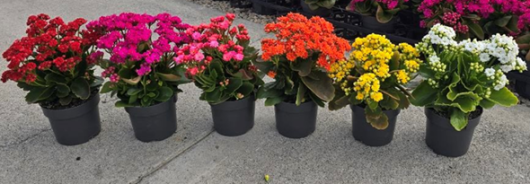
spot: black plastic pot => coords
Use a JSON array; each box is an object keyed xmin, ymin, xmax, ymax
[
  {"xmin": 300, "ymin": 0, "xmax": 331, "ymax": 17},
  {"xmin": 515, "ymin": 71, "xmax": 530, "ymax": 99},
  {"xmin": 41, "ymin": 94, "xmax": 101, "ymax": 146},
  {"xmin": 425, "ymin": 108, "xmax": 482, "ymax": 157},
  {"xmin": 275, "ymin": 101, "xmax": 317, "ymax": 138},
  {"xmin": 210, "ymin": 96, "xmax": 255, "ymax": 136},
  {"xmin": 230, "ymin": 0, "xmax": 253, "ymax": 8},
  {"xmin": 125, "ymin": 96, "xmax": 177, "ymax": 142},
  {"xmin": 351, "ymin": 105, "xmax": 400, "ymax": 146},
  {"xmin": 251, "ymin": 0, "xmax": 277, "ymax": 15},
  {"xmin": 360, "ymin": 15, "xmax": 398, "ymax": 33}
]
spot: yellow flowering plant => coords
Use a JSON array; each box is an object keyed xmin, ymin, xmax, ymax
[{"xmin": 328, "ymin": 34, "xmax": 422, "ymax": 129}]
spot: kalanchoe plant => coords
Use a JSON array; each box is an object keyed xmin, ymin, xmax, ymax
[
  {"xmin": 328, "ymin": 34, "xmax": 421, "ymax": 129},
  {"xmin": 347, "ymin": 0, "xmax": 410, "ymax": 23},
  {"xmin": 1, "ymin": 14, "xmax": 102, "ymax": 108},
  {"xmin": 256, "ymin": 13, "xmax": 351, "ymax": 106},
  {"xmin": 412, "ymin": 24, "xmax": 528, "ymax": 131},
  {"xmin": 517, "ymin": 32, "xmax": 530, "ymax": 61},
  {"xmin": 304, "ymin": 0, "xmax": 337, "ymax": 10},
  {"xmin": 87, "ymin": 13, "xmax": 190, "ymax": 107},
  {"xmin": 176, "ymin": 13, "xmax": 263, "ymax": 104}
]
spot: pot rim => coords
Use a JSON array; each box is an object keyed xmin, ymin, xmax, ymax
[
  {"xmin": 125, "ymin": 95, "xmax": 176, "ymax": 116},
  {"xmin": 41, "ymin": 93, "xmax": 100, "ymax": 120},
  {"xmin": 350, "ymin": 104, "xmax": 401, "ymax": 116},
  {"xmin": 210, "ymin": 95, "xmax": 255, "ymax": 111},
  {"xmin": 275, "ymin": 100, "xmax": 316, "ymax": 113},
  {"xmin": 425, "ymin": 107, "xmax": 482, "ymax": 130}
]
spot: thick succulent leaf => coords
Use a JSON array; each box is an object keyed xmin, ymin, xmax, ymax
[
  {"xmin": 487, "ymin": 87, "xmax": 518, "ymax": 107},
  {"xmin": 450, "ymin": 108, "xmax": 468, "ymax": 131},
  {"xmin": 506, "ymin": 15, "xmax": 520, "ymax": 33},
  {"xmin": 375, "ymin": 5, "xmax": 395, "ymax": 23},
  {"xmin": 291, "ymin": 59, "xmax": 313, "ymax": 77},
  {"xmin": 494, "ymin": 15, "xmax": 512, "ymax": 27},
  {"xmin": 296, "ymin": 84, "xmax": 307, "ymax": 106},
  {"xmin": 56, "ymin": 84, "xmax": 70, "ymax": 98},
  {"xmin": 127, "ymin": 87, "xmax": 142, "ymax": 96},
  {"xmin": 100, "ymin": 82, "xmax": 113, "ymax": 93},
  {"xmin": 115, "ymin": 101, "xmax": 135, "ymax": 107},
  {"xmin": 410, "ymin": 81, "xmax": 437, "ymax": 106},
  {"xmin": 225, "ymin": 78, "xmax": 243, "ymax": 95},
  {"xmin": 328, "ymin": 86, "xmax": 349, "ymax": 110},
  {"xmin": 264, "ymin": 96, "xmax": 283, "ymax": 106},
  {"xmin": 44, "ymin": 73, "xmax": 66, "ymax": 84},
  {"xmin": 435, "ymin": 91, "xmax": 480, "ymax": 113},
  {"xmin": 70, "ymin": 78, "xmax": 90, "ymax": 100},
  {"xmin": 122, "ymin": 76, "xmax": 141, "ymax": 85},
  {"xmin": 464, "ymin": 19, "xmax": 484, "ymax": 39},
  {"xmin": 59, "ymin": 96, "xmax": 72, "ymax": 106},
  {"xmin": 365, "ymin": 106, "xmax": 389, "ymax": 130},
  {"xmin": 237, "ymin": 81, "xmax": 254, "ymax": 97},
  {"xmin": 479, "ymin": 98, "xmax": 495, "ymax": 109},
  {"xmin": 156, "ymin": 72, "xmax": 181, "ymax": 82},
  {"xmin": 155, "ymin": 86, "xmax": 173, "ymax": 102},
  {"xmin": 301, "ymin": 71, "xmax": 335, "ymax": 102},
  {"xmin": 516, "ymin": 34, "xmax": 530, "ymax": 44}
]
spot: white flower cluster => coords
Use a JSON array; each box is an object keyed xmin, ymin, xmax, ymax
[
  {"xmin": 482, "ymin": 34, "xmax": 526, "ymax": 73},
  {"xmin": 422, "ymin": 24, "xmax": 458, "ymax": 47},
  {"xmin": 485, "ymin": 68, "xmax": 510, "ymax": 91}
]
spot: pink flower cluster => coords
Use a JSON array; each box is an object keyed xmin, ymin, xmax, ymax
[
  {"xmin": 87, "ymin": 13, "xmax": 190, "ymax": 80},
  {"xmin": 175, "ymin": 13, "xmax": 251, "ymax": 77},
  {"xmin": 418, "ymin": 0, "xmax": 530, "ymax": 34}
]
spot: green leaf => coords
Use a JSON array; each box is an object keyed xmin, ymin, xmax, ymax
[
  {"xmin": 301, "ymin": 71, "xmax": 335, "ymax": 102},
  {"xmin": 329, "ymin": 90, "xmax": 350, "ymax": 110},
  {"xmin": 155, "ymin": 86, "xmax": 173, "ymax": 102},
  {"xmin": 25, "ymin": 87, "xmax": 46, "ymax": 103},
  {"xmin": 506, "ymin": 15, "xmax": 520, "ymax": 33},
  {"xmin": 44, "ymin": 73, "xmax": 66, "ymax": 84},
  {"xmin": 365, "ymin": 106, "xmax": 389, "ymax": 130},
  {"xmin": 59, "ymin": 96, "xmax": 72, "ymax": 106},
  {"xmin": 38, "ymin": 87, "xmax": 55, "ymax": 101},
  {"xmin": 115, "ymin": 101, "xmax": 135, "ymax": 107},
  {"xmin": 479, "ymin": 98, "xmax": 495, "ymax": 109},
  {"xmin": 375, "ymin": 5, "xmax": 395, "ymax": 23},
  {"xmin": 91, "ymin": 76, "xmax": 104, "ymax": 88},
  {"xmin": 70, "ymin": 78, "xmax": 91, "ymax": 100},
  {"xmin": 464, "ymin": 19, "xmax": 484, "ymax": 39},
  {"xmin": 225, "ymin": 78, "xmax": 243, "ymax": 95},
  {"xmin": 296, "ymin": 84, "xmax": 307, "ymax": 106},
  {"xmin": 205, "ymin": 88, "xmax": 222, "ymax": 103},
  {"xmin": 156, "ymin": 72, "xmax": 181, "ymax": 82},
  {"xmin": 122, "ymin": 76, "xmax": 141, "ymax": 85},
  {"xmin": 100, "ymin": 82, "xmax": 113, "ymax": 93},
  {"xmin": 411, "ymin": 81, "xmax": 437, "ymax": 106},
  {"xmin": 494, "ymin": 15, "xmax": 512, "ymax": 27},
  {"xmin": 238, "ymin": 82, "xmax": 254, "ymax": 97},
  {"xmin": 291, "ymin": 59, "xmax": 313, "ymax": 77},
  {"xmin": 487, "ymin": 87, "xmax": 518, "ymax": 107},
  {"xmin": 450, "ymin": 108, "xmax": 468, "ymax": 131},
  {"xmin": 265, "ymin": 97, "xmax": 283, "ymax": 106},
  {"xmin": 127, "ymin": 88, "xmax": 142, "ymax": 96},
  {"xmin": 17, "ymin": 82, "xmax": 34, "ymax": 91},
  {"xmin": 129, "ymin": 94, "xmax": 138, "ymax": 104},
  {"xmin": 56, "ymin": 84, "xmax": 70, "ymax": 98}
]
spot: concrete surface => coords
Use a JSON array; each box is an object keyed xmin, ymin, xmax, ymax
[{"xmin": 0, "ymin": 0, "xmax": 529, "ymax": 184}]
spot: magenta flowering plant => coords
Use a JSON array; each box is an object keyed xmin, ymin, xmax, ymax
[
  {"xmin": 176, "ymin": 13, "xmax": 263, "ymax": 105},
  {"xmin": 347, "ymin": 0, "xmax": 410, "ymax": 23},
  {"xmin": 417, "ymin": 0, "xmax": 530, "ymax": 40},
  {"xmin": 88, "ymin": 13, "xmax": 191, "ymax": 107}
]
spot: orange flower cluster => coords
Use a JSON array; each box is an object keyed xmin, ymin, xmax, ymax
[{"xmin": 261, "ymin": 13, "xmax": 351, "ymax": 70}]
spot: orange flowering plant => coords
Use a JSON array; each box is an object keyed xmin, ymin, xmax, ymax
[{"xmin": 255, "ymin": 13, "xmax": 351, "ymax": 106}]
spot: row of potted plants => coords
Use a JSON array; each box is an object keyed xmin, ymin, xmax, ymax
[{"xmin": 1, "ymin": 12, "xmax": 526, "ymax": 158}]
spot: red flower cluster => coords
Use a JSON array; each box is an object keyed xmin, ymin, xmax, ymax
[
  {"xmin": 1, "ymin": 14, "xmax": 100, "ymax": 83},
  {"xmin": 261, "ymin": 13, "xmax": 351, "ymax": 70}
]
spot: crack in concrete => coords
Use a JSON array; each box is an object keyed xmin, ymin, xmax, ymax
[
  {"xmin": 130, "ymin": 130, "xmax": 215, "ymax": 184},
  {"xmin": 0, "ymin": 128, "xmax": 51, "ymax": 148}
]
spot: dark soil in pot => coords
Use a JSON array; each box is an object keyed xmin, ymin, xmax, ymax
[
  {"xmin": 425, "ymin": 107, "xmax": 482, "ymax": 157},
  {"xmin": 300, "ymin": 0, "xmax": 331, "ymax": 17},
  {"xmin": 351, "ymin": 105, "xmax": 400, "ymax": 147},
  {"xmin": 360, "ymin": 15, "xmax": 398, "ymax": 33},
  {"xmin": 274, "ymin": 100, "xmax": 317, "ymax": 138},
  {"xmin": 41, "ymin": 93, "xmax": 101, "ymax": 146},
  {"xmin": 210, "ymin": 96, "xmax": 255, "ymax": 136},
  {"xmin": 125, "ymin": 95, "xmax": 177, "ymax": 142}
]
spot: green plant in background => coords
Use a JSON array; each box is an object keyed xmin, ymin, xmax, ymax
[
  {"xmin": 328, "ymin": 34, "xmax": 421, "ymax": 129},
  {"xmin": 179, "ymin": 13, "xmax": 263, "ymax": 105},
  {"xmin": 516, "ymin": 32, "xmax": 530, "ymax": 62},
  {"xmin": 89, "ymin": 13, "xmax": 191, "ymax": 107},
  {"xmin": 412, "ymin": 24, "xmax": 527, "ymax": 131},
  {"xmin": 347, "ymin": 0, "xmax": 409, "ymax": 23},
  {"xmin": 1, "ymin": 14, "xmax": 103, "ymax": 108},
  {"xmin": 304, "ymin": 0, "xmax": 337, "ymax": 10}
]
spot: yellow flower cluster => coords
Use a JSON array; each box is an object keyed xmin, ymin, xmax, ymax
[{"xmin": 328, "ymin": 34, "xmax": 422, "ymax": 103}]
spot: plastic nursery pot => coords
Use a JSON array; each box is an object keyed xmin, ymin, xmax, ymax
[
  {"xmin": 351, "ymin": 105, "xmax": 400, "ymax": 147},
  {"xmin": 300, "ymin": 0, "xmax": 331, "ymax": 17},
  {"xmin": 41, "ymin": 93, "xmax": 102, "ymax": 146},
  {"xmin": 274, "ymin": 101, "xmax": 318, "ymax": 138},
  {"xmin": 125, "ymin": 96, "xmax": 177, "ymax": 142},
  {"xmin": 210, "ymin": 96, "xmax": 255, "ymax": 136},
  {"xmin": 425, "ymin": 107, "xmax": 482, "ymax": 157},
  {"xmin": 230, "ymin": 0, "xmax": 253, "ymax": 8},
  {"xmin": 360, "ymin": 15, "xmax": 398, "ymax": 33},
  {"xmin": 251, "ymin": 0, "xmax": 277, "ymax": 15},
  {"xmin": 515, "ymin": 75, "xmax": 530, "ymax": 99}
]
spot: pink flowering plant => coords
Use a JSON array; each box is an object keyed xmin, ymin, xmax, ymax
[
  {"xmin": 1, "ymin": 14, "xmax": 103, "ymax": 108},
  {"xmin": 347, "ymin": 0, "xmax": 410, "ymax": 23},
  {"xmin": 176, "ymin": 13, "xmax": 263, "ymax": 105},
  {"xmin": 88, "ymin": 13, "xmax": 191, "ymax": 107},
  {"xmin": 417, "ymin": 0, "xmax": 530, "ymax": 41}
]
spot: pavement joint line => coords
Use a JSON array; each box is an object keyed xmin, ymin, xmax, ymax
[
  {"xmin": 0, "ymin": 128, "xmax": 51, "ymax": 148},
  {"xmin": 130, "ymin": 129, "xmax": 215, "ymax": 184}
]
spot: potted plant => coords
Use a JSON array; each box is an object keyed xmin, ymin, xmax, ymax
[
  {"xmin": 1, "ymin": 14, "xmax": 103, "ymax": 145},
  {"xmin": 87, "ymin": 13, "xmax": 191, "ymax": 142},
  {"xmin": 412, "ymin": 24, "xmax": 527, "ymax": 157},
  {"xmin": 328, "ymin": 34, "xmax": 421, "ymax": 146},
  {"xmin": 177, "ymin": 13, "xmax": 263, "ymax": 136},
  {"xmin": 301, "ymin": 0, "xmax": 336, "ymax": 16},
  {"xmin": 346, "ymin": 0, "xmax": 409, "ymax": 32},
  {"xmin": 256, "ymin": 13, "xmax": 351, "ymax": 138}
]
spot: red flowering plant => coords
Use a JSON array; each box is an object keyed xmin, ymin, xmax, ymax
[
  {"xmin": 255, "ymin": 13, "xmax": 351, "ymax": 106},
  {"xmin": 176, "ymin": 13, "xmax": 263, "ymax": 105},
  {"xmin": 88, "ymin": 13, "xmax": 191, "ymax": 107},
  {"xmin": 347, "ymin": 0, "xmax": 410, "ymax": 23},
  {"xmin": 1, "ymin": 14, "xmax": 103, "ymax": 109}
]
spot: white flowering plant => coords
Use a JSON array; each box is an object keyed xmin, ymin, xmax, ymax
[{"xmin": 412, "ymin": 24, "xmax": 527, "ymax": 131}]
